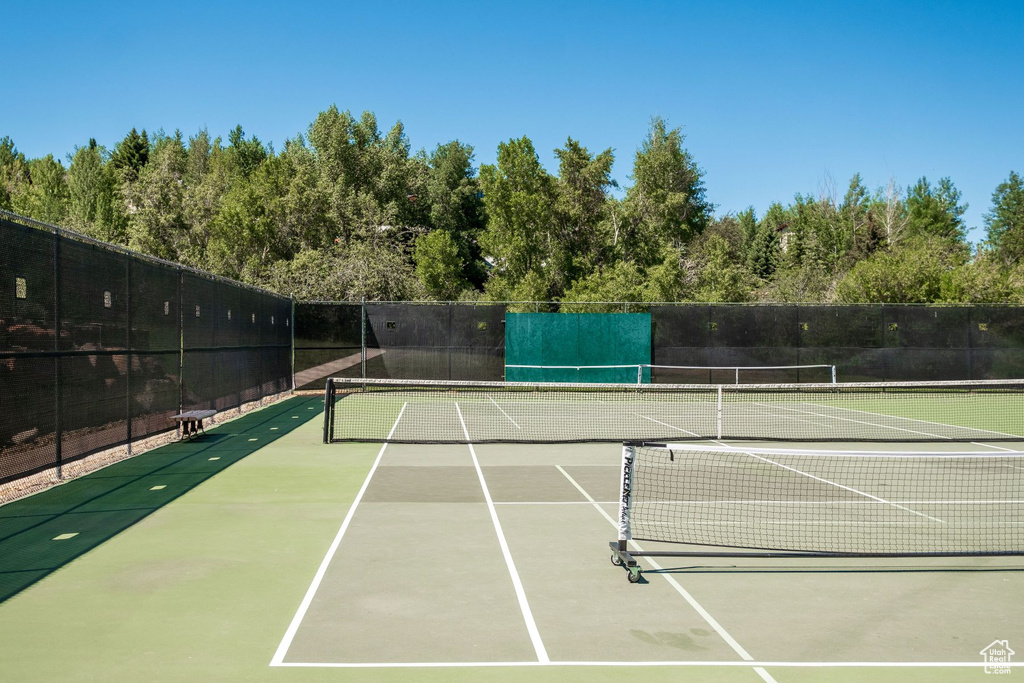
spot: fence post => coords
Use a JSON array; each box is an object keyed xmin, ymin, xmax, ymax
[
  {"xmin": 967, "ymin": 306, "xmax": 974, "ymax": 381},
  {"xmin": 53, "ymin": 225, "xmax": 63, "ymax": 480},
  {"xmin": 290, "ymin": 293, "xmax": 295, "ymax": 391},
  {"xmin": 360, "ymin": 297, "xmax": 366, "ymax": 379},
  {"xmin": 125, "ymin": 252, "xmax": 132, "ymax": 457},
  {"xmin": 177, "ymin": 267, "xmax": 184, "ymax": 416},
  {"xmin": 448, "ymin": 302, "xmax": 453, "ymax": 380}
]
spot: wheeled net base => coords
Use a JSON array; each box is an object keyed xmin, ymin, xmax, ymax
[{"xmin": 609, "ymin": 541, "xmax": 642, "ymax": 583}]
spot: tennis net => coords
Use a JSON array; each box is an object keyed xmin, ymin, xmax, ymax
[
  {"xmin": 502, "ymin": 362, "xmax": 837, "ymax": 384},
  {"xmin": 322, "ymin": 377, "xmax": 1024, "ymax": 444},
  {"xmin": 615, "ymin": 442, "xmax": 1024, "ymax": 557}
]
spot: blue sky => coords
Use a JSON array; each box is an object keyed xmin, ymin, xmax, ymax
[{"xmin": 3, "ymin": 0, "xmax": 1022, "ymax": 243}]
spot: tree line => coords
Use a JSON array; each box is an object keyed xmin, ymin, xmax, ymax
[{"xmin": 2, "ymin": 106, "xmax": 1023, "ymax": 304}]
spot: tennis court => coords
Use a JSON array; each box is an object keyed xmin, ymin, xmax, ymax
[{"xmin": 1, "ymin": 390, "xmax": 1022, "ymax": 681}]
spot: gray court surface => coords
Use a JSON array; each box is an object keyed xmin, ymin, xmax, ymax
[{"xmin": 271, "ymin": 438, "xmax": 1024, "ymax": 677}]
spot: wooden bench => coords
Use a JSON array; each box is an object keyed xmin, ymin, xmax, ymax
[{"xmin": 171, "ymin": 410, "xmax": 217, "ymax": 440}]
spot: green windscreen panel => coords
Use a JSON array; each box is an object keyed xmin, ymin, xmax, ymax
[{"xmin": 505, "ymin": 312, "xmax": 652, "ymax": 383}]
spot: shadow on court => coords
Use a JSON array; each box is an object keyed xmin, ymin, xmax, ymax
[{"xmin": 0, "ymin": 395, "xmax": 322, "ymax": 603}]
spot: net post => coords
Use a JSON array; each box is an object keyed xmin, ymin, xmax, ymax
[
  {"xmin": 735, "ymin": 367, "xmax": 739, "ymax": 384},
  {"xmin": 322, "ymin": 378, "xmax": 334, "ymax": 443},
  {"xmin": 831, "ymin": 365, "xmax": 837, "ymax": 384},
  {"xmin": 716, "ymin": 385, "xmax": 723, "ymax": 439},
  {"xmin": 618, "ymin": 443, "xmax": 635, "ymax": 543}
]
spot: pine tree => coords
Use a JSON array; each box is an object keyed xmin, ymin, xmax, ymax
[
  {"xmin": 984, "ymin": 171, "xmax": 1024, "ymax": 266},
  {"xmin": 110, "ymin": 128, "xmax": 150, "ymax": 182}
]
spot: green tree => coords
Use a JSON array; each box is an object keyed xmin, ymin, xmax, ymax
[
  {"xmin": 304, "ymin": 106, "xmax": 424, "ymax": 248},
  {"xmin": 0, "ymin": 137, "xmax": 30, "ymax": 211},
  {"xmin": 227, "ymin": 125, "xmax": 268, "ymax": 179},
  {"xmin": 558, "ymin": 246, "xmax": 690, "ymax": 308},
  {"xmin": 176, "ymin": 129, "xmax": 230, "ymax": 267},
  {"xmin": 684, "ymin": 234, "xmax": 752, "ymax": 302},
  {"xmin": 551, "ymin": 137, "xmax": 616, "ymax": 293},
  {"xmin": 906, "ymin": 176, "xmax": 967, "ymax": 243},
  {"xmin": 776, "ymin": 190, "xmax": 850, "ymax": 301},
  {"xmin": 702, "ymin": 214, "xmax": 747, "ymax": 256},
  {"xmin": 478, "ymin": 136, "xmax": 557, "ymax": 298},
  {"xmin": 424, "ymin": 141, "xmax": 486, "ymax": 287},
  {"xmin": 13, "ymin": 154, "xmax": 69, "ymax": 224},
  {"xmin": 873, "ymin": 178, "xmax": 909, "ymax": 246},
  {"xmin": 414, "ymin": 230, "xmax": 469, "ymax": 300},
  {"xmin": 984, "ymin": 171, "xmax": 1024, "ymax": 266},
  {"xmin": 736, "ymin": 207, "xmax": 757, "ymax": 252},
  {"xmin": 67, "ymin": 139, "xmax": 119, "ymax": 240},
  {"xmin": 840, "ymin": 173, "xmax": 881, "ymax": 260},
  {"xmin": 262, "ymin": 243, "xmax": 424, "ymax": 301},
  {"xmin": 558, "ymin": 260, "xmax": 648, "ymax": 307},
  {"xmin": 619, "ymin": 116, "xmax": 711, "ymax": 266},
  {"xmin": 835, "ymin": 234, "xmax": 969, "ymax": 303},
  {"xmin": 125, "ymin": 132, "xmax": 188, "ymax": 259},
  {"xmin": 747, "ymin": 203, "xmax": 785, "ymax": 280},
  {"xmin": 206, "ymin": 153, "xmax": 293, "ymax": 280},
  {"xmin": 939, "ymin": 252, "xmax": 1017, "ymax": 303},
  {"xmin": 278, "ymin": 135, "xmax": 334, "ymax": 251},
  {"xmin": 110, "ymin": 128, "xmax": 150, "ymax": 182}
]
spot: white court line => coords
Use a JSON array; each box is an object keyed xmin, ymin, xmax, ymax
[
  {"xmin": 487, "ymin": 395, "xmax": 521, "ymax": 429},
  {"xmin": 975, "ymin": 442, "xmax": 1021, "ymax": 452},
  {"xmin": 965, "ymin": 442, "xmax": 1024, "ymax": 470},
  {"xmin": 269, "ymin": 402, "xmax": 408, "ymax": 667},
  {"xmin": 456, "ymin": 402, "xmax": 549, "ymax": 663},
  {"xmin": 969, "ymin": 442, "xmax": 1024, "ymax": 470},
  {"xmin": 820, "ymin": 404, "xmax": 1024, "ymax": 440},
  {"xmin": 731, "ymin": 405, "xmax": 860, "ymax": 434},
  {"xmin": 725, "ymin": 401, "xmax": 1018, "ymax": 515},
  {"xmin": 643, "ymin": 404, "xmax": 951, "ymax": 509},
  {"xmin": 494, "ymin": 500, "xmax": 620, "ymax": 505},
  {"xmin": 752, "ymin": 403, "xmax": 950, "ymax": 440},
  {"xmin": 555, "ymin": 465, "xmax": 778, "ymax": 683},
  {"xmin": 713, "ymin": 450, "xmax": 946, "ymax": 524},
  {"xmin": 636, "ymin": 413, "xmax": 701, "ymax": 436},
  {"xmin": 636, "ymin": 415, "xmax": 949, "ymax": 523},
  {"xmin": 272, "ymin": 659, "xmax": 1020, "ymax": 668}
]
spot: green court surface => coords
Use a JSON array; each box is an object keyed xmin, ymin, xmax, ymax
[{"xmin": 0, "ymin": 396, "xmax": 1021, "ymax": 682}]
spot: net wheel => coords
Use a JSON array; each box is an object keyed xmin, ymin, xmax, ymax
[
  {"xmin": 627, "ymin": 570, "xmax": 641, "ymax": 583},
  {"xmin": 610, "ymin": 553, "xmax": 623, "ymax": 566}
]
